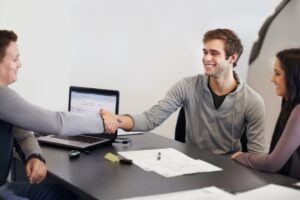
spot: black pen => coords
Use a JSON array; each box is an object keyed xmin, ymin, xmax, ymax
[
  {"xmin": 120, "ymin": 158, "xmax": 133, "ymax": 165},
  {"xmin": 157, "ymin": 152, "xmax": 161, "ymax": 160}
]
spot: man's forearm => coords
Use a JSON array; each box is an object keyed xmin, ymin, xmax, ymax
[{"xmin": 119, "ymin": 115, "xmax": 134, "ymax": 131}]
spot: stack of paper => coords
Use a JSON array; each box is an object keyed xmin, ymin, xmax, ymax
[
  {"xmin": 117, "ymin": 129, "xmax": 143, "ymax": 136},
  {"xmin": 119, "ymin": 184, "xmax": 300, "ymax": 200},
  {"xmin": 225, "ymin": 184, "xmax": 300, "ymax": 200},
  {"xmin": 118, "ymin": 148, "xmax": 222, "ymax": 177},
  {"xmin": 119, "ymin": 186, "xmax": 234, "ymax": 200}
]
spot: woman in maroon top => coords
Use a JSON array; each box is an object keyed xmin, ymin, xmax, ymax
[{"xmin": 232, "ymin": 48, "xmax": 300, "ymax": 180}]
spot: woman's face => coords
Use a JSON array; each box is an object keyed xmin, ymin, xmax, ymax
[
  {"xmin": 0, "ymin": 41, "xmax": 22, "ymax": 86},
  {"xmin": 271, "ymin": 58, "xmax": 287, "ymax": 99}
]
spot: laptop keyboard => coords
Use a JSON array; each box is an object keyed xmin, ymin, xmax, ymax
[{"xmin": 53, "ymin": 135, "xmax": 104, "ymax": 144}]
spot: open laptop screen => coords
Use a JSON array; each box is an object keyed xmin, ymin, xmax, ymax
[
  {"xmin": 68, "ymin": 86, "xmax": 119, "ymax": 115},
  {"xmin": 70, "ymin": 91, "xmax": 117, "ymax": 114},
  {"xmin": 69, "ymin": 86, "xmax": 119, "ymax": 139},
  {"xmin": 37, "ymin": 86, "xmax": 119, "ymax": 149}
]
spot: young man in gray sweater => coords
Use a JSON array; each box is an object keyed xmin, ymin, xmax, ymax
[{"xmin": 102, "ymin": 28, "xmax": 266, "ymax": 155}]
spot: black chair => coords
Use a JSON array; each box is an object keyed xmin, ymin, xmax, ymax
[
  {"xmin": 175, "ymin": 107, "xmax": 186, "ymax": 143},
  {"xmin": 175, "ymin": 107, "xmax": 248, "ymax": 152},
  {"xmin": 240, "ymin": 127, "xmax": 248, "ymax": 152}
]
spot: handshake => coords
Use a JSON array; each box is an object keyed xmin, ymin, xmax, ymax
[{"xmin": 100, "ymin": 109, "xmax": 133, "ymax": 133}]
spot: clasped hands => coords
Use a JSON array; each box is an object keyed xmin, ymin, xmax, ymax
[
  {"xmin": 26, "ymin": 158, "xmax": 47, "ymax": 184},
  {"xmin": 231, "ymin": 151, "xmax": 243, "ymax": 159},
  {"xmin": 100, "ymin": 109, "xmax": 122, "ymax": 133}
]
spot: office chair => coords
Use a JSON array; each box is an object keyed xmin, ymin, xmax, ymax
[
  {"xmin": 174, "ymin": 107, "xmax": 248, "ymax": 152},
  {"xmin": 240, "ymin": 127, "xmax": 248, "ymax": 152},
  {"xmin": 175, "ymin": 107, "xmax": 186, "ymax": 143}
]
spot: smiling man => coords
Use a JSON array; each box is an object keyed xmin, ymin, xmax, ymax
[
  {"xmin": 102, "ymin": 28, "xmax": 266, "ymax": 155},
  {"xmin": 0, "ymin": 30, "xmax": 106, "ymax": 200}
]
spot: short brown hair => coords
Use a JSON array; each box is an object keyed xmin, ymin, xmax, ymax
[
  {"xmin": 203, "ymin": 28, "xmax": 243, "ymax": 67},
  {"xmin": 0, "ymin": 30, "xmax": 18, "ymax": 62}
]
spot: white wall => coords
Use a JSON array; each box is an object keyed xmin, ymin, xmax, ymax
[
  {"xmin": 248, "ymin": 0, "xmax": 300, "ymax": 148},
  {"xmin": 0, "ymin": 0, "xmax": 72, "ymax": 111},
  {"xmin": 0, "ymin": 0, "xmax": 281, "ymax": 139}
]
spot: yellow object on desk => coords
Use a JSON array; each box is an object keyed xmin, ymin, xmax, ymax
[
  {"xmin": 104, "ymin": 152, "xmax": 133, "ymax": 165},
  {"xmin": 104, "ymin": 153, "xmax": 120, "ymax": 163}
]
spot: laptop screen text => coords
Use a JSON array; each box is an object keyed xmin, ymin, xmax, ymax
[{"xmin": 70, "ymin": 91, "xmax": 117, "ymax": 114}]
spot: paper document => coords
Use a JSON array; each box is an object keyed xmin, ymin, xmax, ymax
[
  {"xmin": 118, "ymin": 129, "xmax": 143, "ymax": 136},
  {"xmin": 222, "ymin": 184, "xmax": 300, "ymax": 200},
  {"xmin": 119, "ymin": 186, "xmax": 234, "ymax": 200},
  {"xmin": 118, "ymin": 148, "xmax": 222, "ymax": 177},
  {"xmin": 119, "ymin": 184, "xmax": 300, "ymax": 200},
  {"xmin": 293, "ymin": 182, "xmax": 300, "ymax": 187}
]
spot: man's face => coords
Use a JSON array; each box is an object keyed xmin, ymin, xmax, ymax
[
  {"xmin": 0, "ymin": 41, "xmax": 21, "ymax": 85},
  {"xmin": 202, "ymin": 39, "xmax": 235, "ymax": 78}
]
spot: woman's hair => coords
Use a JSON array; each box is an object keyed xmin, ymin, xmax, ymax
[
  {"xmin": 277, "ymin": 48, "xmax": 300, "ymax": 103},
  {"xmin": 270, "ymin": 48, "xmax": 300, "ymax": 175},
  {"xmin": 0, "ymin": 30, "xmax": 17, "ymax": 62}
]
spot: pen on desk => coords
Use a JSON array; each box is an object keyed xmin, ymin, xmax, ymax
[{"xmin": 157, "ymin": 152, "xmax": 161, "ymax": 160}]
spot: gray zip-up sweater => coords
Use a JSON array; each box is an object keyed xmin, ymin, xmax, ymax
[
  {"xmin": 132, "ymin": 73, "xmax": 266, "ymax": 155},
  {"xmin": 0, "ymin": 86, "xmax": 104, "ymax": 185},
  {"xmin": 0, "ymin": 86, "xmax": 104, "ymax": 136}
]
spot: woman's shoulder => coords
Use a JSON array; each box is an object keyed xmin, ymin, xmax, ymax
[
  {"xmin": 285, "ymin": 104, "xmax": 300, "ymax": 128},
  {"xmin": 292, "ymin": 104, "xmax": 300, "ymax": 115}
]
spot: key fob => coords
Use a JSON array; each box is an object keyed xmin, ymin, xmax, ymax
[{"xmin": 69, "ymin": 150, "xmax": 80, "ymax": 159}]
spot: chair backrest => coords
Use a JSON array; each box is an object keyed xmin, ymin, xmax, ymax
[
  {"xmin": 0, "ymin": 119, "xmax": 13, "ymax": 185},
  {"xmin": 174, "ymin": 107, "xmax": 248, "ymax": 152},
  {"xmin": 175, "ymin": 107, "xmax": 186, "ymax": 143},
  {"xmin": 240, "ymin": 128, "xmax": 248, "ymax": 152}
]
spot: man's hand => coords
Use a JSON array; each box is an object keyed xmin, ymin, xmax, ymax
[
  {"xmin": 231, "ymin": 151, "xmax": 243, "ymax": 160},
  {"xmin": 100, "ymin": 109, "xmax": 121, "ymax": 133},
  {"xmin": 26, "ymin": 158, "xmax": 47, "ymax": 184}
]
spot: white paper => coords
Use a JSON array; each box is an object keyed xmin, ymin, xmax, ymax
[
  {"xmin": 119, "ymin": 186, "xmax": 234, "ymax": 200},
  {"xmin": 118, "ymin": 148, "xmax": 222, "ymax": 177},
  {"xmin": 117, "ymin": 129, "xmax": 143, "ymax": 136},
  {"xmin": 223, "ymin": 184, "xmax": 300, "ymax": 200},
  {"xmin": 293, "ymin": 182, "xmax": 300, "ymax": 187}
]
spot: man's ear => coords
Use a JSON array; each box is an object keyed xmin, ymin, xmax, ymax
[{"xmin": 228, "ymin": 53, "xmax": 238, "ymax": 64}]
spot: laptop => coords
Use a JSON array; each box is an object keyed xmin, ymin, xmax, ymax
[{"xmin": 37, "ymin": 86, "xmax": 119, "ymax": 150}]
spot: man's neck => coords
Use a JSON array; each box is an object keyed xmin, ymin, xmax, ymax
[{"xmin": 208, "ymin": 72, "xmax": 237, "ymax": 96}]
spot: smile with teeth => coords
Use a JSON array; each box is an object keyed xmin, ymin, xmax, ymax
[{"xmin": 205, "ymin": 63, "xmax": 216, "ymax": 70}]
